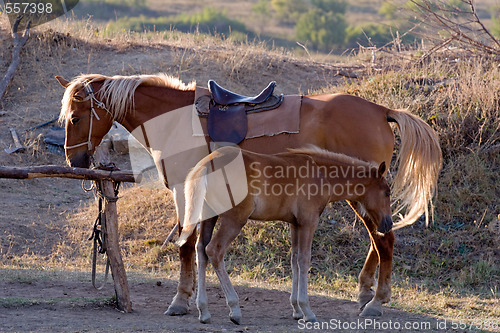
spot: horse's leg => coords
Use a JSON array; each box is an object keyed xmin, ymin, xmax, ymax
[
  {"xmin": 165, "ymin": 223, "xmax": 196, "ymax": 315},
  {"xmin": 349, "ymin": 199, "xmax": 394, "ymax": 316},
  {"xmin": 289, "ymin": 223, "xmax": 304, "ymax": 320},
  {"xmin": 358, "ymin": 242, "xmax": 378, "ymax": 308},
  {"xmin": 165, "ymin": 188, "xmax": 195, "ymax": 316},
  {"xmin": 196, "ymin": 217, "xmax": 218, "ymax": 324},
  {"xmin": 360, "ymin": 230, "xmax": 394, "ymax": 317},
  {"xmin": 294, "ymin": 216, "xmax": 319, "ymax": 323},
  {"xmin": 346, "ymin": 200, "xmax": 379, "ymax": 309},
  {"xmin": 205, "ymin": 215, "xmax": 247, "ymax": 325}
]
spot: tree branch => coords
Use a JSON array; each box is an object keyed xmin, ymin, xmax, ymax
[
  {"xmin": 0, "ymin": 16, "xmax": 31, "ymax": 102},
  {"xmin": 410, "ymin": 0, "xmax": 500, "ymax": 57},
  {"xmin": 0, "ymin": 165, "xmax": 139, "ymax": 183}
]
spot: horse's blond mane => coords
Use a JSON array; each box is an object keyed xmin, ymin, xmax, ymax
[
  {"xmin": 288, "ymin": 145, "xmax": 377, "ymax": 169},
  {"xmin": 59, "ymin": 73, "xmax": 196, "ymax": 123}
]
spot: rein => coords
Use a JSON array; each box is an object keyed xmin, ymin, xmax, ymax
[
  {"xmin": 64, "ymin": 81, "xmax": 110, "ymax": 151},
  {"xmin": 87, "ymin": 178, "xmax": 121, "ymax": 290}
]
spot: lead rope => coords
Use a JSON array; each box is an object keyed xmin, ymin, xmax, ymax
[
  {"xmin": 88, "ymin": 179, "xmax": 121, "ymax": 290},
  {"xmin": 89, "ymin": 180, "xmax": 110, "ymax": 290}
]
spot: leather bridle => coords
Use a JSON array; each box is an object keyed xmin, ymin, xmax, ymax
[{"xmin": 64, "ymin": 81, "xmax": 110, "ymax": 151}]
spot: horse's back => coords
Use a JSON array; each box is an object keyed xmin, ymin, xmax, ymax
[{"xmin": 240, "ymin": 93, "xmax": 395, "ymax": 165}]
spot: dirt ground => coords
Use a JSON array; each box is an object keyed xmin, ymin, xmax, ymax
[
  {"xmin": 0, "ymin": 271, "xmax": 447, "ymax": 333},
  {"xmin": 0, "ymin": 17, "xmax": 465, "ymax": 333}
]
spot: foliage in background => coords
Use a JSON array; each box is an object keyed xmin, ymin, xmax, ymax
[
  {"xmin": 105, "ymin": 8, "xmax": 249, "ymax": 37},
  {"xmin": 295, "ymin": 8, "xmax": 347, "ymax": 50}
]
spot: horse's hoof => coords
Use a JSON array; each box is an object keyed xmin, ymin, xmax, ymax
[
  {"xmin": 359, "ymin": 305, "xmax": 382, "ymax": 317},
  {"xmin": 358, "ymin": 289, "xmax": 375, "ymax": 310},
  {"xmin": 292, "ymin": 311, "xmax": 304, "ymax": 320},
  {"xmin": 305, "ymin": 316, "xmax": 318, "ymax": 323},
  {"xmin": 164, "ymin": 304, "xmax": 189, "ymax": 316},
  {"xmin": 199, "ymin": 314, "xmax": 212, "ymax": 324},
  {"xmin": 230, "ymin": 315, "xmax": 242, "ymax": 325}
]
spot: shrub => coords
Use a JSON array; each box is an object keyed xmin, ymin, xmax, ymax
[{"xmin": 295, "ymin": 8, "xmax": 347, "ymax": 51}]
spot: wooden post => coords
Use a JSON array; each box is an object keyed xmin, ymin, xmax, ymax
[
  {"xmin": 101, "ymin": 180, "xmax": 132, "ymax": 312},
  {"xmin": 95, "ymin": 146, "xmax": 132, "ymax": 313},
  {"xmin": 0, "ymin": 149, "xmax": 136, "ymax": 312}
]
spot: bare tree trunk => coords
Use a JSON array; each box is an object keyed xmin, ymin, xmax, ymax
[{"xmin": 0, "ymin": 16, "xmax": 31, "ymax": 102}]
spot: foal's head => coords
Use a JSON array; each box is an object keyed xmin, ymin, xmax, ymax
[{"xmin": 358, "ymin": 161, "xmax": 393, "ymax": 234}]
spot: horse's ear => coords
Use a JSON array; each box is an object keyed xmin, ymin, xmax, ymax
[
  {"xmin": 377, "ymin": 161, "xmax": 386, "ymax": 178},
  {"xmin": 55, "ymin": 76, "xmax": 70, "ymax": 88}
]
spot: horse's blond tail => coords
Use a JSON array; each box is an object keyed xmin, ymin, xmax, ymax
[
  {"xmin": 388, "ymin": 109, "xmax": 442, "ymax": 230},
  {"xmin": 176, "ymin": 160, "xmax": 209, "ymax": 247}
]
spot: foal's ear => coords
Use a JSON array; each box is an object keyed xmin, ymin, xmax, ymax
[
  {"xmin": 55, "ymin": 76, "xmax": 70, "ymax": 88},
  {"xmin": 377, "ymin": 161, "xmax": 387, "ymax": 178}
]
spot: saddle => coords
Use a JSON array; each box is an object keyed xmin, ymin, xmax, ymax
[{"xmin": 196, "ymin": 80, "xmax": 284, "ymax": 144}]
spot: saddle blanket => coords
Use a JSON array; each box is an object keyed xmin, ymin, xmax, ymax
[{"xmin": 192, "ymin": 87, "xmax": 301, "ymax": 139}]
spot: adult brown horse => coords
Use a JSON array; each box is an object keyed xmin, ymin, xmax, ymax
[{"xmin": 55, "ymin": 73, "xmax": 442, "ymax": 317}]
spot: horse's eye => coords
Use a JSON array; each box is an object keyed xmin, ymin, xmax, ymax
[
  {"xmin": 72, "ymin": 95, "xmax": 83, "ymax": 102},
  {"xmin": 70, "ymin": 117, "xmax": 80, "ymax": 125}
]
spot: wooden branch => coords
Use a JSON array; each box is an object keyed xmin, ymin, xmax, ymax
[
  {"xmin": 0, "ymin": 16, "xmax": 31, "ymax": 101},
  {"xmin": 0, "ymin": 165, "xmax": 138, "ymax": 183}
]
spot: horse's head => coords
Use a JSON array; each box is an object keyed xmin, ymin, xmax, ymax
[
  {"xmin": 56, "ymin": 76, "xmax": 114, "ymax": 168},
  {"xmin": 358, "ymin": 161, "xmax": 393, "ymax": 234}
]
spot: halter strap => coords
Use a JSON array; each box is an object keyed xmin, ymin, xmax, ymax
[{"xmin": 64, "ymin": 81, "xmax": 110, "ymax": 151}]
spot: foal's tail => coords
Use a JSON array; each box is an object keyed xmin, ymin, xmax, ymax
[
  {"xmin": 387, "ymin": 109, "xmax": 442, "ymax": 230},
  {"xmin": 176, "ymin": 160, "xmax": 209, "ymax": 247}
]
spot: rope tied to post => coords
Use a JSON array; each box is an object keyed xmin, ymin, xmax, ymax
[{"xmin": 88, "ymin": 178, "xmax": 121, "ymax": 290}]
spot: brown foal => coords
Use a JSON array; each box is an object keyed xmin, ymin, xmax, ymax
[{"xmin": 178, "ymin": 145, "xmax": 393, "ymax": 324}]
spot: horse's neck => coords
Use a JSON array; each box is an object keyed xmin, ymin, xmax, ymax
[
  {"xmin": 119, "ymin": 87, "xmax": 195, "ymax": 132},
  {"xmin": 313, "ymin": 159, "xmax": 374, "ymax": 200}
]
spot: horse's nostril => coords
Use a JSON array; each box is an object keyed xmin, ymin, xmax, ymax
[
  {"xmin": 68, "ymin": 152, "xmax": 91, "ymax": 168},
  {"xmin": 378, "ymin": 216, "xmax": 393, "ymax": 234}
]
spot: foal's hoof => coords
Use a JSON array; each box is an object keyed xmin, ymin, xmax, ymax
[
  {"xmin": 358, "ymin": 288, "xmax": 375, "ymax": 310},
  {"xmin": 199, "ymin": 313, "xmax": 212, "ymax": 324},
  {"xmin": 359, "ymin": 305, "xmax": 382, "ymax": 317},
  {"xmin": 164, "ymin": 304, "xmax": 189, "ymax": 316},
  {"xmin": 305, "ymin": 316, "xmax": 318, "ymax": 323},
  {"xmin": 230, "ymin": 315, "xmax": 242, "ymax": 325}
]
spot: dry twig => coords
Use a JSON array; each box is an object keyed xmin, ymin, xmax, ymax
[{"xmin": 410, "ymin": 0, "xmax": 500, "ymax": 58}]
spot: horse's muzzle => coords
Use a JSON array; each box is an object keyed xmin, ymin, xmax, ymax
[
  {"xmin": 377, "ymin": 215, "xmax": 393, "ymax": 234},
  {"xmin": 67, "ymin": 151, "xmax": 91, "ymax": 168}
]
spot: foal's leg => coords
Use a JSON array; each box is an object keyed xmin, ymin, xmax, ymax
[
  {"xmin": 358, "ymin": 241, "xmax": 379, "ymax": 308},
  {"xmin": 205, "ymin": 215, "xmax": 248, "ymax": 325},
  {"xmin": 346, "ymin": 200, "xmax": 379, "ymax": 309},
  {"xmin": 360, "ymin": 229, "xmax": 394, "ymax": 317},
  {"xmin": 196, "ymin": 217, "xmax": 218, "ymax": 324},
  {"xmin": 294, "ymin": 217, "xmax": 319, "ymax": 323},
  {"xmin": 289, "ymin": 224, "xmax": 304, "ymax": 320}
]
